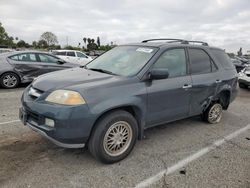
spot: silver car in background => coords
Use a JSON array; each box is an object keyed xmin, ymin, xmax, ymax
[
  {"xmin": 0, "ymin": 51, "xmax": 78, "ymax": 88},
  {"xmin": 52, "ymin": 50, "xmax": 92, "ymax": 65}
]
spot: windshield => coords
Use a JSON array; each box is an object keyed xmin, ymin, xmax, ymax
[{"xmin": 86, "ymin": 46, "xmax": 158, "ymax": 76}]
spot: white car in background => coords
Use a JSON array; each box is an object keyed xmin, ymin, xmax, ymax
[{"xmin": 52, "ymin": 50, "xmax": 92, "ymax": 65}]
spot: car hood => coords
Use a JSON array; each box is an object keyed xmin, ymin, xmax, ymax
[{"xmin": 32, "ymin": 67, "xmax": 115, "ymax": 91}]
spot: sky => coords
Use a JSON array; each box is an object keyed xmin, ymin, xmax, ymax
[{"xmin": 0, "ymin": 0, "xmax": 250, "ymax": 53}]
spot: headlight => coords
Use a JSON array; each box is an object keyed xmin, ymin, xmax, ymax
[{"xmin": 45, "ymin": 90, "xmax": 86, "ymax": 105}]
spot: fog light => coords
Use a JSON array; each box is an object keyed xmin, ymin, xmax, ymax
[{"xmin": 45, "ymin": 118, "xmax": 55, "ymax": 127}]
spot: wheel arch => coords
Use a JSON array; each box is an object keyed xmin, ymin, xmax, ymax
[
  {"xmin": 213, "ymin": 89, "xmax": 231, "ymax": 110},
  {"xmin": 88, "ymin": 105, "xmax": 145, "ymax": 144},
  {"xmin": 0, "ymin": 71, "xmax": 21, "ymax": 81}
]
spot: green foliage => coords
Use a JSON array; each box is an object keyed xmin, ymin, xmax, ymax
[
  {"xmin": 0, "ymin": 22, "xmax": 15, "ymax": 47},
  {"xmin": 16, "ymin": 40, "xmax": 29, "ymax": 48},
  {"xmin": 99, "ymin": 45, "xmax": 113, "ymax": 51},
  {"xmin": 64, "ymin": 45, "xmax": 82, "ymax": 51}
]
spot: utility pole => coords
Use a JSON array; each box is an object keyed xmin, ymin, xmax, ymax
[{"xmin": 66, "ymin": 36, "xmax": 68, "ymax": 46}]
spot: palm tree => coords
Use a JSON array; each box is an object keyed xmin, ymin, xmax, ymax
[{"xmin": 83, "ymin": 37, "xmax": 87, "ymax": 47}]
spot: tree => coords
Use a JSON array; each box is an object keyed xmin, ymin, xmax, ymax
[
  {"xmin": 83, "ymin": 37, "xmax": 87, "ymax": 47},
  {"xmin": 40, "ymin": 31, "xmax": 58, "ymax": 46},
  {"xmin": 237, "ymin": 47, "xmax": 242, "ymax": 56},
  {"xmin": 16, "ymin": 40, "xmax": 29, "ymax": 48},
  {"xmin": 32, "ymin": 41, "xmax": 37, "ymax": 48},
  {"xmin": 37, "ymin": 39, "xmax": 48, "ymax": 48},
  {"xmin": 97, "ymin": 36, "xmax": 100, "ymax": 47},
  {"xmin": 87, "ymin": 38, "xmax": 91, "ymax": 45},
  {"xmin": 0, "ymin": 22, "xmax": 15, "ymax": 47}
]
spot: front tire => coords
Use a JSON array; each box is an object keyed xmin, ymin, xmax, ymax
[
  {"xmin": 0, "ymin": 72, "xmax": 20, "ymax": 89},
  {"xmin": 88, "ymin": 110, "xmax": 138, "ymax": 164},
  {"xmin": 239, "ymin": 83, "xmax": 246, "ymax": 89},
  {"xmin": 203, "ymin": 103, "xmax": 223, "ymax": 124}
]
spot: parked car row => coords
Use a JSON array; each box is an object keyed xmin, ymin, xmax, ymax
[
  {"xmin": 238, "ymin": 66, "xmax": 250, "ymax": 89},
  {"xmin": 231, "ymin": 58, "xmax": 250, "ymax": 73}
]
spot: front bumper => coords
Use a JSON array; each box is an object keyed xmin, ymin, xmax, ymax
[{"xmin": 19, "ymin": 87, "xmax": 96, "ymax": 148}]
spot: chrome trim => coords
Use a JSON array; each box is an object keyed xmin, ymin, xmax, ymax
[
  {"xmin": 27, "ymin": 122, "xmax": 85, "ymax": 148},
  {"xmin": 28, "ymin": 87, "xmax": 41, "ymax": 98}
]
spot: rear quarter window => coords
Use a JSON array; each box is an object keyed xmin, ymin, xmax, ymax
[{"xmin": 211, "ymin": 49, "xmax": 234, "ymax": 70}]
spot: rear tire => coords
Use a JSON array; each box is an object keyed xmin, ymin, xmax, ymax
[
  {"xmin": 202, "ymin": 103, "xmax": 223, "ymax": 124},
  {"xmin": 0, "ymin": 72, "xmax": 20, "ymax": 89},
  {"xmin": 88, "ymin": 110, "xmax": 138, "ymax": 164}
]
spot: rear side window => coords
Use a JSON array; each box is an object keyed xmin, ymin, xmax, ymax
[
  {"xmin": 211, "ymin": 49, "xmax": 234, "ymax": 69},
  {"xmin": 189, "ymin": 48, "xmax": 215, "ymax": 74},
  {"xmin": 66, "ymin": 51, "xmax": 75, "ymax": 57}
]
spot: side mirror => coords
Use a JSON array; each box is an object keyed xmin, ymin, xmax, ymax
[
  {"xmin": 57, "ymin": 59, "xmax": 65, "ymax": 64},
  {"xmin": 149, "ymin": 69, "xmax": 169, "ymax": 80}
]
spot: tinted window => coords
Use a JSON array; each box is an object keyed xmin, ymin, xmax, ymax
[
  {"xmin": 152, "ymin": 48, "xmax": 187, "ymax": 77},
  {"xmin": 54, "ymin": 51, "xmax": 66, "ymax": 56},
  {"xmin": 76, "ymin": 52, "xmax": 87, "ymax": 58},
  {"xmin": 10, "ymin": 53, "xmax": 37, "ymax": 62},
  {"xmin": 38, "ymin": 54, "xmax": 58, "ymax": 63},
  {"xmin": 189, "ymin": 49, "xmax": 212, "ymax": 74},
  {"xmin": 67, "ymin": 51, "xmax": 75, "ymax": 57},
  {"xmin": 211, "ymin": 49, "xmax": 234, "ymax": 69}
]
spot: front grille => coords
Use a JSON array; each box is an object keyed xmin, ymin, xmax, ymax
[{"xmin": 25, "ymin": 109, "xmax": 42, "ymax": 125}]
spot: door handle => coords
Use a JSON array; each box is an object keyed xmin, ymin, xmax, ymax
[
  {"xmin": 215, "ymin": 80, "xmax": 222, "ymax": 83},
  {"xmin": 182, "ymin": 84, "xmax": 192, "ymax": 89}
]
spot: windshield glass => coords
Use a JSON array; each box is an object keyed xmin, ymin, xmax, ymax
[{"xmin": 86, "ymin": 46, "xmax": 158, "ymax": 76}]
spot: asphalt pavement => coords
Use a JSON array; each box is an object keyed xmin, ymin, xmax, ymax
[{"xmin": 0, "ymin": 85, "xmax": 249, "ymax": 188}]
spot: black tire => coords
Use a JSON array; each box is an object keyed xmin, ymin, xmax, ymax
[
  {"xmin": 202, "ymin": 103, "xmax": 223, "ymax": 124},
  {"xmin": 88, "ymin": 110, "xmax": 138, "ymax": 164},
  {"xmin": 239, "ymin": 83, "xmax": 246, "ymax": 89},
  {"xmin": 0, "ymin": 72, "xmax": 20, "ymax": 89}
]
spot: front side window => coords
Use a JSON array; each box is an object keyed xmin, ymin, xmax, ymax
[
  {"xmin": 76, "ymin": 52, "xmax": 87, "ymax": 58},
  {"xmin": 189, "ymin": 48, "xmax": 213, "ymax": 74},
  {"xmin": 38, "ymin": 54, "xmax": 58, "ymax": 63},
  {"xmin": 152, "ymin": 48, "xmax": 187, "ymax": 78},
  {"xmin": 86, "ymin": 46, "xmax": 158, "ymax": 76},
  {"xmin": 67, "ymin": 51, "xmax": 75, "ymax": 57}
]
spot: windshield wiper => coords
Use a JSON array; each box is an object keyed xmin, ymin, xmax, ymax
[{"xmin": 87, "ymin": 68, "xmax": 118, "ymax": 75}]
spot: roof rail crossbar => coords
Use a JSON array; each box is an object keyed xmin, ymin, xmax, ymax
[
  {"xmin": 142, "ymin": 38, "xmax": 209, "ymax": 46},
  {"xmin": 186, "ymin": 40, "xmax": 209, "ymax": 46},
  {"xmin": 142, "ymin": 38, "xmax": 185, "ymax": 43}
]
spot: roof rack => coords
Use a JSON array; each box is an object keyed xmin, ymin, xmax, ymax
[{"xmin": 141, "ymin": 38, "xmax": 209, "ymax": 46}]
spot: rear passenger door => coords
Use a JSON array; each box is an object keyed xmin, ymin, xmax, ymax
[
  {"xmin": 146, "ymin": 48, "xmax": 192, "ymax": 126},
  {"xmin": 188, "ymin": 48, "xmax": 220, "ymax": 115}
]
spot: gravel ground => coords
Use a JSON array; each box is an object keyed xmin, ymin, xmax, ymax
[{"xmin": 0, "ymin": 85, "xmax": 249, "ymax": 188}]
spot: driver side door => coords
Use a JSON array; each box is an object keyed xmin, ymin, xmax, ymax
[{"xmin": 146, "ymin": 48, "xmax": 192, "ymax": 127}]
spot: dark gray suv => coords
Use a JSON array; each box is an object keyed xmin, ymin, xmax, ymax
[{"xmin": 19, "ymin": 39, "xmax": 238, "ymax": 163}]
